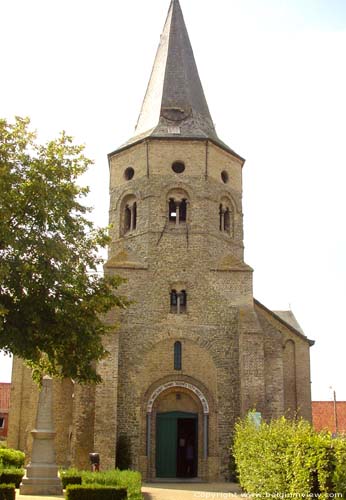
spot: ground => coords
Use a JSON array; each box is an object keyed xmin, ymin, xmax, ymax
[{"xmin": 14, "ymin": 482, "xmax": 244, "ymax": 500}]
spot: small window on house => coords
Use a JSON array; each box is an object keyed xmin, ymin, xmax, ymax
[
  {"xmin": 0, "ymin": 417, "xmax": 4, "ymax": 429},
  {"xmin": 170, "ymin": 289, "xmax": 187, "ymax": 314},
  {"xmin": 124, "ymin": 167, "xmax": 135, "ymax": 180},
  {"xmin": 172, "ymin": 161, "xmax": 185, "ymax": 174},
  {"xmin": 174, "ymin": 341, "xmax": 182, "ymax": 370}
]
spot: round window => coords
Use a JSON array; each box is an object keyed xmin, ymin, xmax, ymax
[
  {"xmin": 221, "ymin": 170, "xmax": 229, "ymax": 184},
  {"xmin": 124, "ymin": 167, "xmax": 135, "ymax": 181},
  {"xmin": 172, "ymin": 161, "xmax": 185, "ymax": 174}
]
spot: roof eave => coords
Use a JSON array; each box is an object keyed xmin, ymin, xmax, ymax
[
  {"xmin": 108, "ymin": 135, "xmax": 245, "ymax": 165},
  {"xmin": 254, "ymin": 298, "xmax": 315, "ymax": 346}
]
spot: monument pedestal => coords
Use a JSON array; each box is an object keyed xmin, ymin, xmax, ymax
[{"xmin": 20, "ymin": 377, "xmax": 63, "ymax": 495}]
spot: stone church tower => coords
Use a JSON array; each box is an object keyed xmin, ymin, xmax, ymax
[{"xmin": 8, "ymin": 0, "xmax": 313, "ymax": 481}]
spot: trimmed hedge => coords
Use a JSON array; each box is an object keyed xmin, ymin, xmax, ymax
[
  {"xmin": 0, "ymin": 469, "xmax": 24, "ymax": 488},
  {"xmin": 60, "ymin": 468, "xmax": 142, "ymax": 500},
  {"xmin": 0, "ymin": 448, "xmax": 25, "ymax": 468},
  {"xmin": 233, "ymin": 413, "xmax": 346, "ymax": 499},
  {"xmin": 0, "ymin": 484, "xmax": 15, "ymax": 500},
  {"xmin": 66, "ymin": 484, "xmax": 127, "ymax": 500},
  {"xmin": 60, "ymin": 475, "xmax": 82, "ymax": 489}
]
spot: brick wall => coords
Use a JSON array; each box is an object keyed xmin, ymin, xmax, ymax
[
  {"xmin": 0, "ymin": 383, "xmax": 11, "ymax": 439},
  {"xmin": 312, "ymin": 401, "xmax": 346, "ymax": 434}
]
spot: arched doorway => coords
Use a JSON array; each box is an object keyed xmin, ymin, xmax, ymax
[{"xmin": 146, "ymin": 381, "xmax": 209, "ymax": 479}]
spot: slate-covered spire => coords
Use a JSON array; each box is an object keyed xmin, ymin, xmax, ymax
[{"xmin": 122, "ymin": 0, "xmax": 235, "ymax": 153}]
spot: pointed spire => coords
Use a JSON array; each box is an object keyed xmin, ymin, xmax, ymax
[{"xmin": 119, "ymin": 0, "xmax": 237, "ymax": 154}]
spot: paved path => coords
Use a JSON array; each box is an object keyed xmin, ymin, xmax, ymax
[
  {"xmin": 15, "ymin": 482, "xmax": 244, "ymax": 500},
  {"xmin": 143, "ymin": 482, "xmax": 243, "ymax": 500}
]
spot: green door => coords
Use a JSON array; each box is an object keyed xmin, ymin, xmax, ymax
[
  {"xmin": 156, "ymin": 411, "xmax": 198, "ymax": 478},
  {"xmin": 156, "ymin": 413, "xmax": 177, "ymax": 477}
]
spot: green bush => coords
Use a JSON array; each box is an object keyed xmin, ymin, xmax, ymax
[
  {"xmin": 61, "ymin": 468, "xmax": 142, "ymax": 500},
  {"xmin": 0, "ymin": 484, "xmax": 15, "ymax": 500},
  {"xmin": 66, "ymin": 484, "xmax": 127, "ymax": 500},
  {"xmin": 333, "ymin": 437, "xmax": 346, "ymax": 496},
  {"xmin": 0, "ymin": 468, "xmax": 25, "ymax": 488},
  {"xmin": 60, "ymin": 475, "xmax": 82, "ymax": 489},
  {"xmin": 60, "ymin": 468, "xmax": 83, "ymax": 488},
  {"xmin": 233, "ymin": 413, "xmax": 346, "ymax": 499},
  {"xmin": 83, "ymin": 469, "xmax": 142, "ymax": 500},
  {"xmin": 0, "ymin": 448, "xmax": 25, "ymax": 468}
]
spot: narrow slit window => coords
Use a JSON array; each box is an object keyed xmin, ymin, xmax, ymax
[
  {"xmin": 224, "ymin": 208, "xmax": 230, "ymax": 233},
  {"xmin": 174, "ymin": 341, "xmax": 182, "ymax": 370},
  {"xmin": 169, "ymin": 199, "xmax": 177, "ymax": 222},
  {"xmin": 170, "ymin": 289, "xmax": 178, "ymax": 313},
  {"xmin": 124, "ymin": 205, "xmax": 131, "ymax": 233},
  {"xmin": 180, "ymin": 199, "xmax": 187, "ymax": 222},
  {"xmin": 133, "ymin": 202, "xmax": 137, "ymax": 230},
  {"xmin": 180, "ymin": 290, "xmax": 187, "ymax": 313},
  {"xmin": 219, "ymin": 204, "xmax": 223, "ymax": 231}
]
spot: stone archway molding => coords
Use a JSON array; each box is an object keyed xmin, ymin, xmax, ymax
[{"xmin": 146, "ymin": 380, "xmax": 209, "ymax": 414}]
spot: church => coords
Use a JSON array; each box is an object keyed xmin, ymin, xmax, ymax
[{"xmin": 8, "ymin": 0, "xmax": 313, "ymax": 481}]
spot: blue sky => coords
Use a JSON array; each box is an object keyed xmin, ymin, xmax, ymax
[{"xmin": 1, "ymin": 0, "xmax": 346, "ymax": 402}]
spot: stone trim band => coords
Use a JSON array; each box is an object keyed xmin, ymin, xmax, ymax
[{"xmin": 146, "ymin": 381, "xmax": 210, "ymax": 414}]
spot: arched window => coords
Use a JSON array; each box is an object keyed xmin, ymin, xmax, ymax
[
  {"xmin": 224, "ymin": 208, "xmax": 230, "ymax": 233},
  {"xmin": 174, "ymin": 341, "xmax": 182, "ymax": 370},
  {"xmin": 170, "ymin": 289, "xmax": 187, "ymax": 314},
  {"xmin": 121, "ymin": 195, "xmax": 137, "ymax": 236},
  {"xmin": 219, "ymin": 200, "xmax": 233, "ymax": 235},
  {"xmin": 124, "ymin": 206, "xmax": 131, "ymax": 233},
  {"xmin": 167, "ymin": 190, "xmax": 189, "ymax": 225}
]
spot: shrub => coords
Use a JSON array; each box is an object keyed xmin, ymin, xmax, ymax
[
  {"xmin": 0, "ymin": 484, "xmax": 15, "ymax": 500},
  {"xmin": 61, "ymin": 475, "xmax": 82, "ymax": 489},
  {"xmin": 83, "ymin": 469, "xmax": 142, "ymax": 500},
  {"xmin": 59, "ymin": 468, "xmax": 83, "ymax": 488},
  {"xmin": 0, "ymin": 448, "xmax": 25, "ymax": 468},
  {"xmin": 66, "ymin": 484, "xmax": 127, "ymax": 500},
  {"xmin": 0, "ymin": 468, "xmax": 25, "ymax": 488},
  {"xmin": 333, "ymin": 437, "xmax": 346, "ymax": 496},
  {"xmin": 233, "ymin": 413, "xmax": 346, "ymax": 499},
  {"xmin": 61, "ymin": 468, "xmax": 142, "ymax": 500}
]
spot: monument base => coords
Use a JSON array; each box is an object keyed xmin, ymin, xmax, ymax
[{"xmin": 20, "ymin": 463, "xmax": 63, "ymax": 495}]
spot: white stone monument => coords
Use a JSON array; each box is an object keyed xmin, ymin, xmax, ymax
[{"xmin": 20, "ymin": 376, "xmax": 63, "ymax": 495}]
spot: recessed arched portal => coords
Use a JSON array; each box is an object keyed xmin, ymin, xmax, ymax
[{"xmin": 146, "ymin": 381, "xmax": 209, "ymax": 479}]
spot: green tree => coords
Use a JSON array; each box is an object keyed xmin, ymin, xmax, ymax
[{"xmin": 0, "ymin": 116, "xmax": 127, "ymax": 383}]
